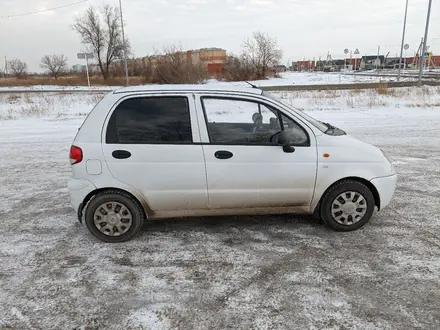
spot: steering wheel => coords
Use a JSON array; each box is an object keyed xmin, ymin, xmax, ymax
[{"xmin": 269, "ymin": 131, "xmax": 282, "ymax": 145}]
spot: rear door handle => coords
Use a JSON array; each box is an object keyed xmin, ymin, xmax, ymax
[
  {"xmin": 112, "ymin": 150, "xmax": 131, "ymax": 159},
  {"xmin": 214, "ymin": 150, "xmax": 233, "ymax": 160}
]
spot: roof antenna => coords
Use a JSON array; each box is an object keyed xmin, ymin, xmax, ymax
[{"xmin": 244, "ymin": 81, "xmax": 258, "ymax": 88}]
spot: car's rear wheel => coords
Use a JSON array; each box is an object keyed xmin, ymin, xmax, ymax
[
  {"xmin": 320, "ymin": 180, "xmax": 375, "ymax": 231},
  {"xmin": 84, "ymin": 190, "xmax": 144, "ymax": 242}
]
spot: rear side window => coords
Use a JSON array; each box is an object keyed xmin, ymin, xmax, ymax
[{"xmin": 106, "ymin": 96, "xmax": 192, "ymax": 144}]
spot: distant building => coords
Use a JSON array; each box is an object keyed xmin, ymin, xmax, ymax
[
  {"xmin": 146, "ymin": 47, "xmax": 227, "ymax": 74},
  {"xmin": 344, "ymin": 58, "xmax": 362, "ymax": 69},
  {"xmin": 274, "ymin": 65, "xmax": 287, "ymax": 73},
  {"xmin": 403, "ymin": 55, "xmax": 439, "ymax": 69},
  {"xmin": 190, "ymin": 47, "xmax": 227, "ymax": 74},
  {"xmin": 72, "ymin": 64, "xmax": 86, "ymax": 72},
  {"xmin": 332, "ymin": 60, "xmax": 346, "ymax": 71},
  {"xmin": 296, "ymin": 60, "xmax": 315, "ymax": 71},
  {"xmin": 290, "ymin": 62, "xmax": 298, "ymax": 71},
  {"xmin": 360, "ymin": 55, "xmax": 385, "ymax": 70}
]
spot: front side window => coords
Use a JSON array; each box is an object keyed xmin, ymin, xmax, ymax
[
  {"xmin": 202, "ymin": 97, "xmax": 309, "ymax": 146},
  {"xmin": 106, "ymin": 96, "xmax": 192, "ymax": 144},
  {"xmin": 262, "ymin": 91, "xmax": 328, "ymax": 133}
]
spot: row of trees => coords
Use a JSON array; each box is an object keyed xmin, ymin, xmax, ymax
[
  {"xmin": 70, "ymin": 5, "xmax": 283, "ymax": 82},
  {"xmin": 5, "ymin": 5, "xmax": 283, "ymax": 83},
  {"xmin": 5, "ymin": 55, "xmax": 68, "ymax": 79}
]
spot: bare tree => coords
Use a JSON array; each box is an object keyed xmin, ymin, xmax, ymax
[
  {"xmin": 150, "ymin": 46, "xmax": 207, "ymax": 84},
  {"xmin": 242, "ymin": 32, "xmax": 283, "ymax": 79},
  {"xmin": 72, "ymin": 5, "xmax": 129, "ymax": 80},
  {"xmin": 223, "ymin": 54, "xmax": 256, "ymax": 81},
  {"xmin": 40, "ymin": 54, "xmax": 68, "ymax": 79},
  {"xmin": 141, "ymin": 56, "xmax": 154, "ymax": 83},
  {"xmin": 9, "ymin": 59, "xmax": 28, "ymax": 79}
]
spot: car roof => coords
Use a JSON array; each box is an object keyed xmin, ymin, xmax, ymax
[{"xmin": 113, "ymin": 84, "xmax": 263, "ymax": 95}]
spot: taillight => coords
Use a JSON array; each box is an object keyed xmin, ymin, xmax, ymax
[{"xmin": 70, "ymin": 145, "xmax": 83, "ymax": 165}]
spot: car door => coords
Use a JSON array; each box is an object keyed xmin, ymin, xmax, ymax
[
  {"xmin": 102, "ymin": 93, "xmax": 208, "ymax": 212},
  {"xmin": 196, "ymin": 94, "xmax": 317, "ymax": 210}
]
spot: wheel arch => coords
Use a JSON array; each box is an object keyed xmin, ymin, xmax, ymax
[
  {"xmin": 79, "ymin": 187, "xmax": 152, "ymax": 223},
  {"xmin": 313, "ymin": 176, "xmax": 381, "ymax": 216}
]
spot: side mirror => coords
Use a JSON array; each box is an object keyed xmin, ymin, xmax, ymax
[
  {"xmin": 279, "ymin": 131, "xmax": 296, "ymax": 153},
  {"xmin": 283, "ymin": 143, "xmax": 296, "ymax": 153}
]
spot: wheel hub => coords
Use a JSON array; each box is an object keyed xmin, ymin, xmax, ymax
[
  {"xmin": 106, "ymin": 213, "xmax": 120, "ymax": 225},
  {"xmin": 342, "ymin": 202, "xmax": 356, "ymax": 215}
]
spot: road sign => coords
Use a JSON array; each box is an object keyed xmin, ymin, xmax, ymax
[
  {"xmin": 77, "ymin": 52, "xmax": 94, "ymax": 89},
  {"xmin": 423, "ymin": 52, "xmax": 432, "ymax": 59},
  {"xmin": 344, "ymin": 48, "xmax": 349, "ymax": 54},
  {"xmin": 354, "ymin": 49, "xmax": 360, "ymax": 55},
  {"xmin": 404, "ymin": 44, "xmax": 409, "ymax": 50},
  {"xmin": 77, "ymin": 53, "xmax": 94, "ymax": 60}
]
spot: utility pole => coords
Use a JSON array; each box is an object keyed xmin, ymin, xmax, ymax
[
  {"xmin": 398, "ymin": 0, "xmax": 409, "ymax": 81},
  {"xmin": 85, "ymin": 56, "xmax": 91, "ymax": 89},
  {"xmin": 350, "ymin": 50, "xmax": 353, "ymax": 70},
  {"xmin": 418, "ymin": 0, "xmax": 433, "ymax": 86},
  {"xmin": 376, "ymin": 45, "xmax": 380, "ymax": 70},
  {"xmin": 119, "ymin": 0, "xmax": 129, "ymax": 86},
  {"xmin": 2, "ymin": 56, "xmax": 6, "ymax": 78}
]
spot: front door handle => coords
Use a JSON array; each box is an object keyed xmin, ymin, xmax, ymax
[
  {"xmin": 112, "ymin": 150, "xmax": 131, "ymax": 159},
  {"xmin": 214, "ymin": 150, "xmax": 233, "ymax": 160}
]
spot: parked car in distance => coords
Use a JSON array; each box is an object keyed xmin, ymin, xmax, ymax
[{"xmin": 68, "ymin": 85, "xmax": 397, "ymax": 242}]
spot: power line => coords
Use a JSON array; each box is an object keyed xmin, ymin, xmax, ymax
[{"xmin": 1, "ymin": 0, "xmax": 89, "ymax": 19}]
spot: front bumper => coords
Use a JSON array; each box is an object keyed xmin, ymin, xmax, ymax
[{"xmin": 371, "ymin": 174, "xmax": 397, "ymax": 210}]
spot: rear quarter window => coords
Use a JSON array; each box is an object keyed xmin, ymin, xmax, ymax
[{"xmin": 74, "ymin": 94, "xmax": 105, "ymax": 141}]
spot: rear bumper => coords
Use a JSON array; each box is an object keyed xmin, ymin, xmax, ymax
[
  {"xmin": 68, "ymin": 177, "xmax": 96, "ymax": 221},
  {"xmin": 371, "ymin": 174, "xmax": 397, "ymax": 210}
]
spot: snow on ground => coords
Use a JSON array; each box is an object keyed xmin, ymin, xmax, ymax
[
  {"xmin": 210, "ymin": 71, "xmax": 415, "ymax": 88},
  {"xmin": 1, "ymin": 87, "xmax": 440, "ymax": 329},
  {"xmin": 1, "ymin": 85, "xmax": 439, "ymax": 121},
  {"xmin": 274, "ymin": 85, "xmax": 440, "ymax": 111},
  {"xmin": 0, "ymin": 71, "xmax": 420, "ymax": 93},
  {"xmin": 0, "ymin": 92, "xmax": 105, "ymax": 120}
]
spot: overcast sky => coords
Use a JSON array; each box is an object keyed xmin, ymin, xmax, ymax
[{"xmin": 1, "ymin": 0, "xmax": 439, "ymax": 72}]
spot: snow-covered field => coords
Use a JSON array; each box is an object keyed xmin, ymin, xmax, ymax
[
  {"xmin": 210, "ymin": 71, "xmax": 417, "ymax": 88},
  {"xmin": 1, "ymin": 87, "xmax": 440, "ymax": 329},
  {"xmin": 0, "ymin": 71, "xmax": 419, "ymax": 93}
]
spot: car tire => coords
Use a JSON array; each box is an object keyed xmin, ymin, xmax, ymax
[
  {"xmin": 320, "ymin": 180, "xmax": 375, "ymax": 232},
  {"xmin": 84, "ymin": 190, "xmax": 145, "ymax": 243}
]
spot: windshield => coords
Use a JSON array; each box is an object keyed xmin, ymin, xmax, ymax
[{"xmin": 263, "ymin": 91, "xmax": 328, "ymax": 133}]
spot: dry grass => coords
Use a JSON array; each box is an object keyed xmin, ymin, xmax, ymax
[
  {"xmin": 20, "ymin": 104, "xmax": 49, "ymax": 117},
  {"xmin": 6, "ymin": 94, "xmax": 21, "ymax": 103},
  {"xmin": 349, "ymin": 88, "xmax": 363, "ymax": 95},
  {"xmin": 346, "ymin": 96, "xmax": 355, "ymax": 108},
  {"xmin": 414, "ymin": 85, "xmax": 439, "ymax": 97},
  {"xmin": 0, "ymin": 92, "xmax": 105, "ymax": 119},
  {"xmin": 406, "ymin": 103, "xmax": 440, "ymax": 108},
  {"xmin": 273, "ymin": 86, "xmax": 440, "ymax": 111},
  {"xmin": 0, "ymin": 76, "xmax": 146, "ymax": 87},
  {"xmin": 0, "ymin": 109, "xmax": 17, "ymax": 120},
  {"xmin": 375, "ymin": 87, "xmax": 396, "ymax": 96}
]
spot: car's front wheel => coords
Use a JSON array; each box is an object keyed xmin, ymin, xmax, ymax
[
  {"xmin": 84, "ymin": 190, "xmax": 144, "ymax": 242},
  {"xmin": 320, "ymin": 180, "xmax": 375, "ymax": 231}
]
